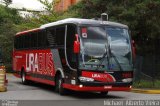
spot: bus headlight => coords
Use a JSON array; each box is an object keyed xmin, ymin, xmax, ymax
[
  {"xmin": 122, "ymin": 78, "xmax": 133, "ymax": 82},
  {"xmin": 79, "ymin": 77, "xmax": 94, "ymax": 82}
]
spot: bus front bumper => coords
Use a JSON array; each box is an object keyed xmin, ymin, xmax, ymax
[{"xmin": 63, "ymin": 83, "xmax": 132, "ymax": 92}]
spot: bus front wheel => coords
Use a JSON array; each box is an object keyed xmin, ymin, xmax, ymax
[{"xmin": 55, "ymin": 74, "xmax": 66, "ymax": 95}]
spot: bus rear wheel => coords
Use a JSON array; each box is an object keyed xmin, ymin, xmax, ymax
[
  {"xmin": 21, "ymin": 71, "xmax": 28, "ymax": 85},
  {"xmin": 55, "ymin": 74, "xmax": 66, "ymax": 95}
]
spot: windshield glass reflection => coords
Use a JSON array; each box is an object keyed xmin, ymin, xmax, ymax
[{"xmin": 79, "ymin": 26, "xmax": 132, "ymax": 71}]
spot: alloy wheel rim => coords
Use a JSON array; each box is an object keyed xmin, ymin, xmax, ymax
[
  {"xmin": 22, "ymin": 73, "xmax": 25, "ymax": 82},
  {"xmin": 58, "ymin": 79, "xmax": 61, "ymax": 90}
]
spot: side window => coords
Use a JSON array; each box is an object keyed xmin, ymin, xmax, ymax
[
  {"xmin": 31, "ymin": 32, "xmax": 38, "ymax": 48},
  {"xmin": 15, "ymin": 31, "xmax": 40, "ymax": 49},
  {"xmin": 17, "ymin": 36, "xmax": 20, "ymax": 49},
  {"xmin": 18, "ymin": 36, "xmax": 24, "ymax": 49},
  {"xmin": 21, "ymin": 35, "xmax": 25, "ymax": 49},
  {"xmin": 26, "ymin": 34, "xmax": 31, "ymax": 49},
  {"xmin": 16, "ymin": 36, "xmax": 20, "ymax": 49},
  {"xmin": 56, "ymin": 26, "xmax": 65, "ymax": 46},
  {"xmin": 14, "ymin": 36, "xmax": 18, "ymax": 49},
  {"xmin": 23, "ymin": 35, "xmax": 27, "ymax": 49},
  {"xmin": 38, "ymin": 31, "xmax": 43, "ymax": 47},
  {"xmin": 37, "ymin": 30, "xmax": 49, "ymax": 48},
  {"xmin": 43, "ymin": 30, "xmax": 49, "ymax": 47},
  {"xmin": 47, "ymin": 28, "xmax": 56, "ymax": 47}
]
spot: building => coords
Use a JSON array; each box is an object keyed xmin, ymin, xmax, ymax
[{"xmin": 54, "ymin": 0, "xmax": 81, "ymax": 12}]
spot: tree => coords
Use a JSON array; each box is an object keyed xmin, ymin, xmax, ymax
[
  {"xmin": 72, "ymin": 0, "xmax": 160, "ymax": 41},
  {"xmin": 37, "ymin": 0, "xmax": 53, "ymax": 13},
  {"xmin": 0, "ymin": 4, "xmax": 22, "ymax": 64},
  {"xmin": 1, "ymin": 0, "xmax": 12, "ymax": 7}
]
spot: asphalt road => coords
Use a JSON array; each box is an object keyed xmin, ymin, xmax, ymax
[{"xmin": 0, "ymin": 74, "xmax": 160, "ymax": 106}]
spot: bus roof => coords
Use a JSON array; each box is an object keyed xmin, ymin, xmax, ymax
[
  {"xmin": 40, "ymin": 18, "xmax": 128, "ymax": 29},
  {"xmin": 16, "ymin": 18, "xmax": 128, "ymax": 36}
]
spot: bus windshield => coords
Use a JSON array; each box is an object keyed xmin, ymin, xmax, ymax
[{"xmin": 79, "ymin": 26, "xmax": 132, "ymax": 71}]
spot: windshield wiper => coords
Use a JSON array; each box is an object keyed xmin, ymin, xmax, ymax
[
  {"xmin": 96, "ymin": 45, "xmax": 110, "ymax": 70},
  {"xmin": 96, "ymin": 44, "xmax": 124, "ymax": 71},
  {"xmin": 109, "ymin": 50, "xmax": 123, "ymax": 71},
  {"xmin": 96, "ymin": 34, "xmax": 124, "ymax": 71}
]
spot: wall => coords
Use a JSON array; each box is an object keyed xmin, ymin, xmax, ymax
[{"xmin": 54, "ymin": 0, "xmax": 80, "ymax": 12}]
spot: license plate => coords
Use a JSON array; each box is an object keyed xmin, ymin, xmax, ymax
[{"xmin": 104, "ymin": 86, "xmax": 112, "ymax": 89}]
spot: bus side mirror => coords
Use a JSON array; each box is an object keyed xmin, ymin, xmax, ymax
[{"xmin": 74, "ymin": 34, "xmax": 80, "ymax": 54}]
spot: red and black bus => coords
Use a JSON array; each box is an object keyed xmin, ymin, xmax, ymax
[{"xmin": 13, "ymin": 18, "xmax": 134, "ymax": 95}]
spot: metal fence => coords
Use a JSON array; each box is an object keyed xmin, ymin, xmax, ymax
[{"xmin": 134, "ymin": 54, "xmax": 160, "ymax": 83}]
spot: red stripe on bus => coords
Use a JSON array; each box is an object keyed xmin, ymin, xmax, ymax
[{"xmin": 16, "ymin": 28, "xmax": 41, "ymax": 36}]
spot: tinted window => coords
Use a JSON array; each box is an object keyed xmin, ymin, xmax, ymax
[
  {"xmin": 26, "ymin": 34, "xmax": 31, "ymax": 48},
  {"xmin": 47, "ymin": 28, "xmax": 56, "ymax": 47},
  {"xmin": 14, "ymin": 36, "xmax": 18, "ymax": 49},
  {"xmin": 56, "ymin": 26, "xmax": 65, "ymax": 46},
  {"xmin": 31, "ymin": 32, "xmax": 38, "ymax": 48},
  {"xmin": 37, "ymin": 30, "xmax": 48, "ymax": 48},
  {"xmin": 15, "ymin": 28, "xmax": 65, "ymax": 50}
]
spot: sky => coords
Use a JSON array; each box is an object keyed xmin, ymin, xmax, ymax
[{"xmin": 6, "ymin": 0, "xmax": 53, "ymax": 11}]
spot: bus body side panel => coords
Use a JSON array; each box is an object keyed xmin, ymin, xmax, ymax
[
  {"xmin": 13, "ymin": 50, "xmax": 25, "ymax": 78},
  {"xmin": 13, "ymin": 49, "xmax": 58, "ymax": 86}
]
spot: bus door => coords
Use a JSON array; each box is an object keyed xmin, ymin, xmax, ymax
[{"xmin": 64, "ymin": 25, "xmax": 78, "ymax": 83}]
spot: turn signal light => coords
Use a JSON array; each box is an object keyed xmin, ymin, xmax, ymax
[{"xmin": 122, "ymin": 73, "xmax": 132, "ymax": 78}]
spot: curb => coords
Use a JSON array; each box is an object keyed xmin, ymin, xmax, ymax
[{"xmin": 131, "ymin": 89, "xmax": 160, "ymax": 94}]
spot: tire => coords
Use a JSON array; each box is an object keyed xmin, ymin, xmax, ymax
[
  {"xmin": 100, "ymin": 91, "xmax": 108, "ymax": 96},
  {"xmin": 55, "ymin": 74, "xmax": 66, "ymax": 95},
  {"xmin": 21, "ymin": 71, "xmax": 28, "ymax": 85}
]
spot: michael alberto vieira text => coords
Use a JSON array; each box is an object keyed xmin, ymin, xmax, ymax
[{"xmin": 104, "ymin": 100, "xmax": 160, "ymax": 106}]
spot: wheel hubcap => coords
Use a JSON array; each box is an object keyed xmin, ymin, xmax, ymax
[
  {"xmin": 58, "ymin": 79, "xmax": 61, "ymax": 89},
  {"xmin": 22, "ymin": 73, "xmax": 25, "ymax": 82}
]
